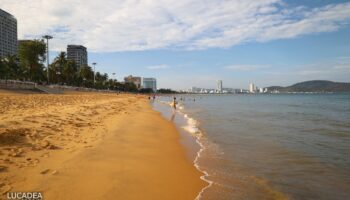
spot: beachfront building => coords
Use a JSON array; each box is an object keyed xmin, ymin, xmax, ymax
[
  {"xmin": 142, "ymin": 78, "xmax": 157, "ymax": 92},
  {"xmin": 249, "ymin": 83, "xmax": 256, "ymax": 93},
  {"xmin": 124, "ymin": 75, "xmax": 142, "ymax": 89},
  {"xmin": 217, "ymin": 80, "xmax": 223, "ymax": 93},
  {"xmin": 0, "ymin": 9, "xmax": 17, "ymax": 58},
  {"xmin": 67, "ymin": 45, "xmax": 88, "ymax": 67}
]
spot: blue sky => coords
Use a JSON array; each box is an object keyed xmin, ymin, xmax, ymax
[
  {"xmin": 1, "ymin": 0, "xmax": 350, "ymax": 89},
  {"xmin": 87, "ymin": 27, "xmax": 350, "ymax": 89}
]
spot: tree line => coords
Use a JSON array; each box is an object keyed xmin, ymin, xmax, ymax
[{"xmin": 0, "ymin": 40, "xmax": 138, "ymax": 91}]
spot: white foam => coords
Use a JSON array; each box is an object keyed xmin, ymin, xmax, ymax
[
  {"xmin": 194, "ymin": 138, "xmax": 214, "ymax": 200},
  {"xmin": 157, "ymin": 99, "xmax": 214, "ymax": 199},
  {"xmin": 182, "ymin": 117, "xmax": 201, "ymax": 135},
  {"xmin": 173, "ymin": 103, "xmax": 213, "ymax": 199}
]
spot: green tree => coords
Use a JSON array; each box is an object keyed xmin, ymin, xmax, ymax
[
  {"xmin": 107, "ymin": 79, "xmax": 118, "ymax": 90},
  {"xmin": 79, "ymin": 65, "xmax": 94, "ymax": 87},
  {"xmin": 157, "ymin": 88, "xmax": 178, "ymax": 94},
  {"xmin": 124, "ymin": 82, "xmax": 138, "ymax": 92},
  {"xmin": 18, "ymin": 40, "xmax": 47, "ymax": 82},
  {"xmin": 94, "ymin": 72, "xmax": 109, "ymax": 89},
  {"xmin": 139, "ymin": 88, "xmax": 154, "ymax": 93},
  {"xmin": 115, "ymin": 81, "xmax": 125, "ymax": 91},
  {"xmin": 63, "ymin": 60, "xmax": 78, "ymax": 85},
  {"xmin": 50, "ymin": 52, "xmax": 67, "ymax": 84},
  {"xmin": 0, "ymin": 55, "xmax": 26, "ymax": 80},
  {"xmin": 0, "ymin": 58, "xmax": 8, "ymax": 79}
]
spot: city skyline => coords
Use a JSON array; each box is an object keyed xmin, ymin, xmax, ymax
[{"xmin": 1, "ymin": 0, "xmax": 350, "ymax": 90}]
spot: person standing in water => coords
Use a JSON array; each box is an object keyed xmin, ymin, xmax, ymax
[{"xmin": 173, "ymin": 97, "xmax": 177, "ymax": 109}]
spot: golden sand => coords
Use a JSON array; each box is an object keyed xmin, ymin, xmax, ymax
[{"xmin": 0, "ymin": 91, "xmax": 206, "ymax": 199}]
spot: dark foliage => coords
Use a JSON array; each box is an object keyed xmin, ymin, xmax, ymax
[
  {"xmin": 157, "ymin": 88, "xmax": 178, "ymax": 93},
  {"xmin": 267, "ymin": 80, "xmax": 350, "ymax": 92}
]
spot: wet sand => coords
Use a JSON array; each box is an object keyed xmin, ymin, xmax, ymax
[{"xmin": 0, "ymin": 91, "xmax": 206, "ymax": 199}]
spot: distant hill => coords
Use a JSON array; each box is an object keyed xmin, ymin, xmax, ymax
[{"xmin": 267, "ymin": 80, "xmax": 350, "ymax": 92}]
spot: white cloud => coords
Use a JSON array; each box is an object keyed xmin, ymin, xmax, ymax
[
  {"xmin": 297, "ymin": 64, "xmax": 350, "ymax": 76},
  {"xmin": 1, "ymin": 0, "xmax": 350, "ymax": 52},
  {"xmin": 336, "ymin": 56, "xmax": 350, "ymax": 61},
  {"xmin": 146, "ymin": 64, "xmax": 170, "ymax": 70},
  {"xmin": 262, "ymin": 58, "xmax": 350, "ymax": 82},
  {"xmin": 224, "ymin": 65, "xmax": 270, "ymax": 71}
]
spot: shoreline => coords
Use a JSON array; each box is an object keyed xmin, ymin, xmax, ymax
[
  {"xmin": 151, "ymin": 99, "xmax": 213, "ymax": 200},
  {"xmin": 0, "ymin": 91, "xmax": 207, "ymax": 199}
]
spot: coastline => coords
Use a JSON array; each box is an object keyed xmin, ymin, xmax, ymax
[
  {"xmin": 0, "ymin": 91, "xmax": 206, "ymax": 199},
  {"xmin": 151, "ymin": 99, "xmax": 213, "ymax": 200}
]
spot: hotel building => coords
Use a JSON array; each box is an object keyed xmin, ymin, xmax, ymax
[
  {"xmin": 67, "ymin": 45, "xmax": 88, "ymax": 67},
  {"xmin": 0, "ymin": 9, "xmax": 17, "ymax": 58},
  {"xmin": 142, "ymin": 78, "xmax": 157, "ymax": 92}
]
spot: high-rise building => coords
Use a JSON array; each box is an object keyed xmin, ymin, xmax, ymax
[
  {"xmin": 67, "ymin": 45, "xmax": 88, "ymax": 67},
  {"xmin": 249, "ymin": 83, "xmax": 255, "ymax": 93},
  {"xmin": 142, "ymin": 78, "xmax": 157, "ymax": 92},
  {"xmin": 190, "ymin": 87, "xmax": 200, "ymax": 93},
  {"xmin": 217, "ymin": 80, "xmax": 223, "ymax": 93},
  {"xmin": 0, "ymin": 9, "xmax": 17, "ymax": 58},
  {"xmin": 124, "ymin": 75, "xmax": 141, "ymax": 88}
]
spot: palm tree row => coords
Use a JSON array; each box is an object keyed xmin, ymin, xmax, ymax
[
  {"xmin": 49, "ymin": 52, "xmax": 120, "ymax": 89},
  {"xmin": 0, "ymin": 40, "xmax": 137, "ymax": 91},
  {"xmin": 0, "ymin": 40, "xmax": 46, "ymax": 82}
]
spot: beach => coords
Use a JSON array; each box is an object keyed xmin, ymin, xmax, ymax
[{"xmin": 0, "ymin": 90, "xmax": 206, "ymax": 199}]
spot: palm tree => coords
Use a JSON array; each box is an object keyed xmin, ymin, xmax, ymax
[
  {"xmin": 50, "ymin": 52, "xmax": 68, "ymax": 84},
  {"xmin": 18, "ymin": 40, "xmax": 46, "ymax": 82},
  {"xmin": 63, "ymin": 60, "xmax": 78, "ymax": 85},
  {"xmin": 0, "ymin": 58, "xmax": 8, "ymax": 79},
  {"xmin": 94, "ymin": 72, "xmax": 110, "ymax": 89},
  {"xmin": 79, "ymin": 65, "xmax": 94, "ymax": 87},
  {"xmin": 102, "ymin": 73, "xmax": 108, "ymax": 82},
  {"xmin": 3, "ymin": 55, "xmax": 23, "ymax": 80},
  {"xmin": 107, "ymin": 79, "xmax": 118, "ymax": 90},
  {"xmin": 0, "ymin": 55, "xmax": 26, "ymax": 80}
]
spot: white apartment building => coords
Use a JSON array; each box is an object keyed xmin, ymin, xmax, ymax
[
  {"xmin": 217, "ymin": 80, "xmax": 223, "ymax": 93},
  {"xmin": 249, "ymin": 83, "xmax": 256, "ymax": 93}
]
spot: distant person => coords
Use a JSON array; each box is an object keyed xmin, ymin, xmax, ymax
[
  {"xmin": 148, "ymin": 96, "xmax": 151, "ymax": 100},
  {"xmin": 173, "ymin": 97, "xmax": 177, "ymax": 109},
  {"xmin": 153, "ymin": 95, "xmax": 156, "ymax": 100}
]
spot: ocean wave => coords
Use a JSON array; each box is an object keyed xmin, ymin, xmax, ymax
[{"xmin": 182, "ymin": 115, "xmax": 201, "ymax": 136}]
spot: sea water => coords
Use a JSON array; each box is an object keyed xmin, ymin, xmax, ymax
[{"xmin": 153, "ymin": 93, "xmax": 350, "ymax": 200}]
